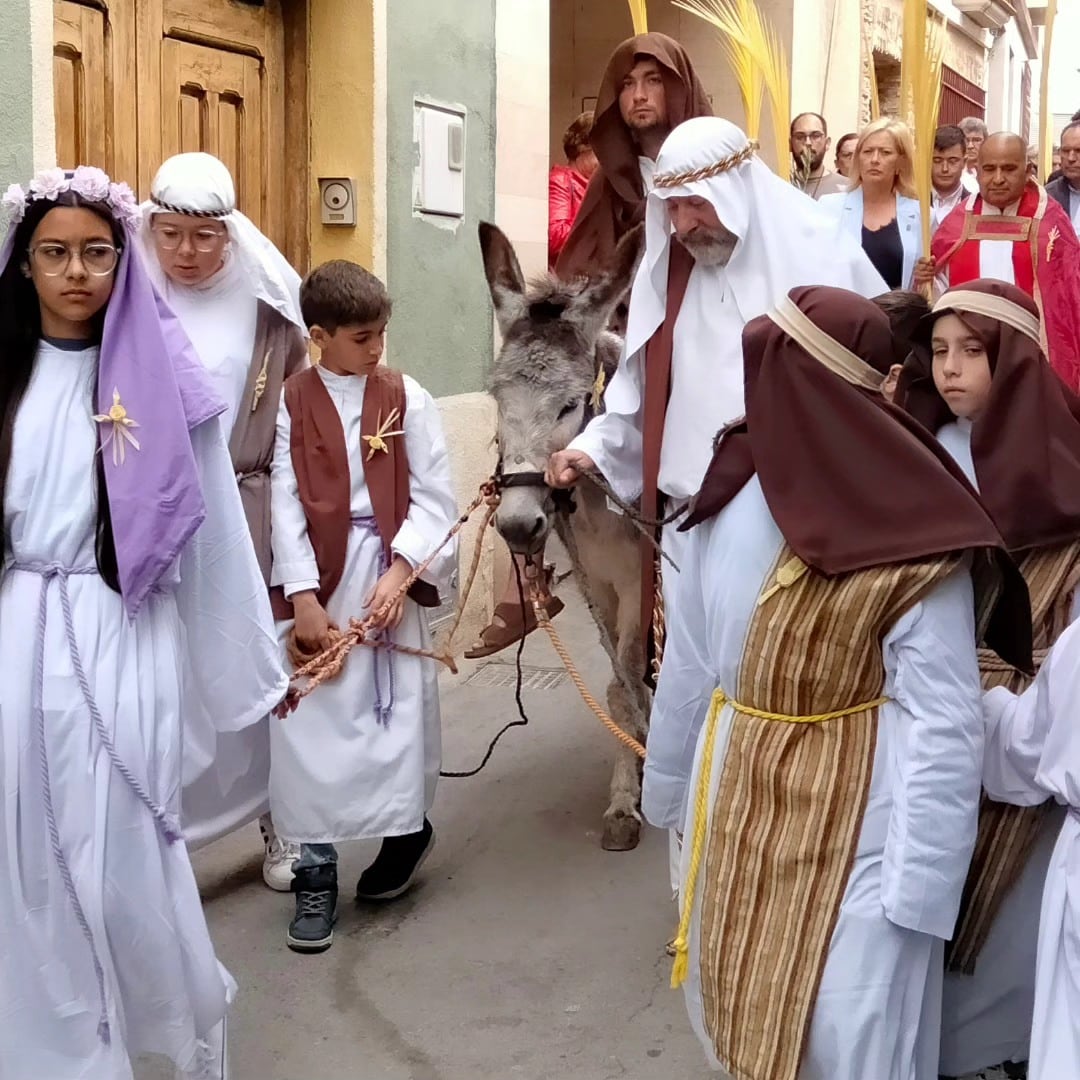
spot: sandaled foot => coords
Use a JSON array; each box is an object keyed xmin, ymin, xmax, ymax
[{"xmin": 465, "ymin": 582, "xmax": 565, "ymax": 660}]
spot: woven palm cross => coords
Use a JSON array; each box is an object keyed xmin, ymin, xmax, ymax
[{"xmin": 362, "ymin": 407, "xmax": 404, "ymax": 461}]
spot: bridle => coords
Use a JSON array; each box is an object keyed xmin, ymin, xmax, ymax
[{"xmin": 493, "ymin": 459, "xmax": 576, "ymax": 513}]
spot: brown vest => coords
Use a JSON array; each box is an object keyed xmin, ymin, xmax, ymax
[{"xmin": 270, "ymin": 365, "xmax": 439, "ymax": 620}]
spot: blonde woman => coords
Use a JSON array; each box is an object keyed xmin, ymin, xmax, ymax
[{"xmin": 819, "ymin": 118, "xmax": 923, "ymax": 289}]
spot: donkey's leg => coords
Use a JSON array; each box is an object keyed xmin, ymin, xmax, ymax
[{"xmin": 602, "ymin": 674, "xmax": 644, "ymax": 852}]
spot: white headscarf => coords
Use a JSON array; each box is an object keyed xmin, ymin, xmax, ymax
[
  {"xmin": 137, "ymin": 152, "xmax": 305, "ymax": 332},
  {"xmin": 624, "ymin": 117, "xmax": 887, "ymax": 359}
]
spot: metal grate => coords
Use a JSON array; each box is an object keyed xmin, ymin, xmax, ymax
[{"xmin": 466, "ymin": 662, "xmax": 568, "ymax": 691}]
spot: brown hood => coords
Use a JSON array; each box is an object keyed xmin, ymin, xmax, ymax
[
  {"xmin": 897, "ymin": 278, "xmax": 1080, "ymax": 554},
  {"xmin": 684, "ymin": 285, "xmax": 1032, "ymax": 672},
  {"xmin": 555, "ymin": 33, "xmax": 711, "ymax": 280}
]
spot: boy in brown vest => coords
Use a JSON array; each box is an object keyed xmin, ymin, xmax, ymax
[{"xmin": 269, "ymin": 261, "xmax": 458, "ymax": 952}]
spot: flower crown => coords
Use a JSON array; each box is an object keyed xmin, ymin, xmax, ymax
[{"xmin": 2, "ymin": 166, "xmax": 141, "ymax": 232}]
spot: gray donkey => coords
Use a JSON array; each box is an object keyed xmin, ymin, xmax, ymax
[{"xmin": 478, "ymin": 221, "xmax": 650, "ymax": 851}]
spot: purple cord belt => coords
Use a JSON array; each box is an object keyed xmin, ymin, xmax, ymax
[
  {"xmin": 17, "ymin": 560, "xmax": 182, "ymax": 1047},
  {"xmin": 351, "ymin": 516, "xmax": 396, "ymax": 727}
]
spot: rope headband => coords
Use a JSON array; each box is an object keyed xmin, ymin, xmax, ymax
[
  {"xmin": 767, "ymin": 295, "xmax": 885, "ymax": 392},
  {"xmin": 149, "ymin": 195, "xmax": 231, "ymax": 220},
  {"xmin": 932, "ymin": 290, "xmax": 1041, "ymax": 348},
  {"xmin": 654, "ymin": 141, "xmax": 759, "ymax": 189}
]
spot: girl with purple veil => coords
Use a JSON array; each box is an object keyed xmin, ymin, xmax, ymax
[{"xmin": 0, "ymin": 168, "xmax": 286, "ymax": 1078}]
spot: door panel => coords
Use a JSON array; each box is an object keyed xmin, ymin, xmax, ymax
[
  {"xmin": 160, "ymin": 37, "xmax": 265, "ymax": 230},
  {"xmin": 54, "ymin": 0, "xmax": 295, "ymax": 257},
  {"xmin": 52, "ymin": 0, "xmax": 137, "ymax": 186}
]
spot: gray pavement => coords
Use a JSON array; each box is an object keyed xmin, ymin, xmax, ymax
[{"xmin": 141, "ymin": 577, "xmax": 714, "ymax": 1080}]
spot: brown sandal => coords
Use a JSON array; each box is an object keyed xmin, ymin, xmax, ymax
[{"xmin": 464, "ymin": 594, "xmax": 565, "ymax": 659}]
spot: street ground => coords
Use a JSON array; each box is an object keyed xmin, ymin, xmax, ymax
[{"xmin": 140, "ymin": 572, "xmax": 714, "ymax": 1080}]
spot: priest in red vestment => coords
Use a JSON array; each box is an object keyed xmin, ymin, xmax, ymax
[{"xmin": 916, "ymin": 133, "xmax": 1080, "ymax": 391}]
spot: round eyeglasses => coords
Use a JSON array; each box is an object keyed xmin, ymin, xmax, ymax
[
  {"xmin": 29, "ymin": 242, "xmax": 120, "ymax": 277},
  {"xmin": 151, "ymin": 224, "xmax": 228, "ymax": 253}
]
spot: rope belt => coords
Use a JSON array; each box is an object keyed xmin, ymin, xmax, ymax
[
  {"xmin": 670, "ymin": 687, "xmax": 888, "ymax": 989},
  {"xmin": 351, "ymin": 516, "xmax": 396, "ymax": 726},
  {"xmin": 16, "ymin": 560, "xmax": 184, "ymax": 1046},
  {"xmin": 235, "ymin": 465, "xmax": 269, "ymax": 485}
]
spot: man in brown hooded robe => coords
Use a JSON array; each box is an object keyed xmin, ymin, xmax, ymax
[{"xmin": 555, "ymin": 32, "xmax": 712, "ymax": 281}]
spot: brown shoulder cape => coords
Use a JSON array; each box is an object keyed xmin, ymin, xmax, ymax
[
  {"xmin": 683, "ymin": 285, "xmax": 1032, "ymax": 671},
  {"xmin": 269, "ymin": 366, "xmax": 439, "ymax": 620},
  {"xmin": 555, "ymin": 33, "xmax": 711, "ymax": 281}
]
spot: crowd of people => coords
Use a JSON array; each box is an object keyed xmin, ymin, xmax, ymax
[{"xmin": 4, "ymin": 21, "xmax": 1080, "ymax": 1080}]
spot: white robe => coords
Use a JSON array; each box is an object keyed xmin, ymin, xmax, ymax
[
  {"xmin": 645, "ymin": 477, "xmax": 984, "ymax": 1078},
  {"xmin": 982, "ymin": 621, "xmax": 1080, "ymax": 1080},
  {"xmin": 936, "ymin": 420, "xmax": 1074, "ymax": 1076},
  {"xmin": 268, "ymin": 367, "xmax": 456, "ymax": 842},
  {"xmin": 0, "ymin": 342, "xmax": 287, "ymax": 1079},
  {"xmin": 161, "ymin": 260, "xmax": 273, "ymax": 851}
]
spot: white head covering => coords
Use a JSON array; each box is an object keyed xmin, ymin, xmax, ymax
[
  {"xmin": 137, "ymin": 151, "xmax": 305, "ymax": 332},
  {"xmin": 624, "ymin": 117, "xmax": 888, "ymax": 358}
]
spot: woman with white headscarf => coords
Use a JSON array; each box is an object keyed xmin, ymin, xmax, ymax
[{"xmin": 138, "ymin": 152, "xmax": 308, "ymax": 889}]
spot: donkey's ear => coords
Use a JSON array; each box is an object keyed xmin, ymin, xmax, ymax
[
  {"xmin": 570, "ymin": 223, "xmax": 644, "ymax": 331},
  {"xmin": 479, "ymin": 222, "xmax": 526, "ymax": 337}
]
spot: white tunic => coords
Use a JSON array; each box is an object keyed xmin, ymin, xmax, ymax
[
  {"xmin": 977, "ymin": 199, "xmax": 1019, "ymax": 286},
  {"xmin": 937, "ymin": 419, "xmax": 1075, "ymax": 1075},
  {"xmin": 645, "ymin": 477, "xmax": 984, "ymax": 1078},
  {"xmin": 982, "ymin": 623, "xmax": 1080, "ymax": 1080},
  {"xmin": 159, "ymin": 257, "xmax": 271, "ymax": 850},
  {"xmin": 0, "ymin": 343, "xmax": 286, "ymax": 1078},
  {"xmin": 268, "ymin": 367, "xmax": 457, "ymax": 842}
]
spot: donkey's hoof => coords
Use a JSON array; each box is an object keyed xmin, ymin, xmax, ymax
[{"xmin": 602, "ymin": 810, "xmax": 642, "ymax": 851}]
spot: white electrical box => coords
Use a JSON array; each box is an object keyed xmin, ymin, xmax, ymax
[{"xmin": 415, "ymin": 102, "xmax": 466, "ymax": 217}]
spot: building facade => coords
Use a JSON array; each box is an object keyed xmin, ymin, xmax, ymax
[{"xmin": 0, "ymin": 0, "xmax": 1043, "ymax": 631}]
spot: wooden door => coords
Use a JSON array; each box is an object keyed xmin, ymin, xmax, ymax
[
  {"xmin": 53, "ymin": 0, "xmax": 293, "ymax": 255},
  {"xmin": 138, "ymin": 0, "xmax": 285, "ymax": 248},
  {"xmin": 53, "ymin": 0, "xmax": 138, "ymax": 186}
]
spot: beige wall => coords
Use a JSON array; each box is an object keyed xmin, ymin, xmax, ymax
[{"xmin": 496, "ymin": 0, "xmax": 551, "ymax": 278}]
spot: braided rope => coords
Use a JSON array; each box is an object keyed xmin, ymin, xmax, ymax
[
  {"xmin": 280, "ymin": 482, "xmax": 500, "ymax": 709},
  {"xmin": 653, "ymin": 141, "xmax": 759, "ymax": 189},
  {"xmin": 531, "ymin": 590, "xmax": 647, "ymax": 759},
  {"xmin": 652, "ymin": 554, "xmax": 666, "ymax": 683},
  {"xmin": 31, "ymin": 567, "xmax": 111, "ymax": 1045},
  {"xmin": 150, "ymin": 195, "xmax": 231, "ymax": 219}
]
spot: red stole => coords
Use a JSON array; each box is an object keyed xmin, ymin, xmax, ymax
[
  {"xmin": 934, "ymin": 186, "xmax": 1041, "ymax": 296},
  {"xmin": 270, "ymin": 365, "xmax": 438, "ymax": 619},
  {"xmin": 639, "ymin": 241, "xmax": 696, "ymax": 644}
]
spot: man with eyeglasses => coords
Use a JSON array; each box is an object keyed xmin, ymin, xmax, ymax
[
  {"xmin": 1047, "ymin": 120, "xmax": 1080, "ymax": 234},
  {"xmin": 789, "ymin": 112, "xmax": 847, "ymax": 199}
]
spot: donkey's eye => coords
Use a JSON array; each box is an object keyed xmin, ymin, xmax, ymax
[{"xmin": 557, "ymin": 400, "xmax": 580, "ymax": 420}]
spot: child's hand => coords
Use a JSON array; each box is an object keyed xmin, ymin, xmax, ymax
[
  {"xmin": 292, "ymin": 591, "xmax": 338, "ymax": 653},
  {"xmin": 365, "ymin": 555, "xmax": 413, "ymax": 633}
]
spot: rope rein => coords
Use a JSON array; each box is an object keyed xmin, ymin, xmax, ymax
[{"xmin": 280, "ymin": 468, "xmax": 652, "ymax": 774}]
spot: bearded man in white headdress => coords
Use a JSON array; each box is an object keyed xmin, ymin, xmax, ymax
[
  {"xmin": 547, "ymin": 117, "xmax": 887, "ymax": 885},
  {"xmin": 137, "ymin": 152, "xmax": 308, "ymax": 888}
]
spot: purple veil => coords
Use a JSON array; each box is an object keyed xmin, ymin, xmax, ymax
[{"xmin": 1, "ymin": 184, "xmax": 224, "ymax": 617}]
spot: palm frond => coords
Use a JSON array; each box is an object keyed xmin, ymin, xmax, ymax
[
  {"xmin": 675, "ymin": 0, "xmax": 788, "ymax": 171},
  {"xmin": 900, "ymin": 1, "xmax": 947, "ymax": 253},
  {"xmin": 863, "ymin": 23, "xmax": 880, "ymax": 120},
  {"xmin": 1039, "ymin": 0, "xmax": 1059, "ymax": 178},
  {"xmin": 627, "ymin": 0, "xmax": 649, "ymax": 35}
]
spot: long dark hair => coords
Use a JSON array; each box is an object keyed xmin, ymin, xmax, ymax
[{"xmin": 0, "ymin": 191, "xmax": 124, "ymax": 589}]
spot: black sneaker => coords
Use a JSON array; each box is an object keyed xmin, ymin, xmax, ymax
[
  {"xmin": 287, "ymin": 864, "xmax": 338, "ymax": 953},
  {"xmin": 355, "ymin": 819, "xmax": 435, "ymax": 902}
]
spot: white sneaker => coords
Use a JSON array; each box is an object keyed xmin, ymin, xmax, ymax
[{"xmin": 259, "ymin": 816, "xmax": 300, "ymax": 892}]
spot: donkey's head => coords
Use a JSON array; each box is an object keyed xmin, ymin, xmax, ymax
[{"xmin": 479, "ymin": 222, "xmax": 641, "ymax": 553}]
